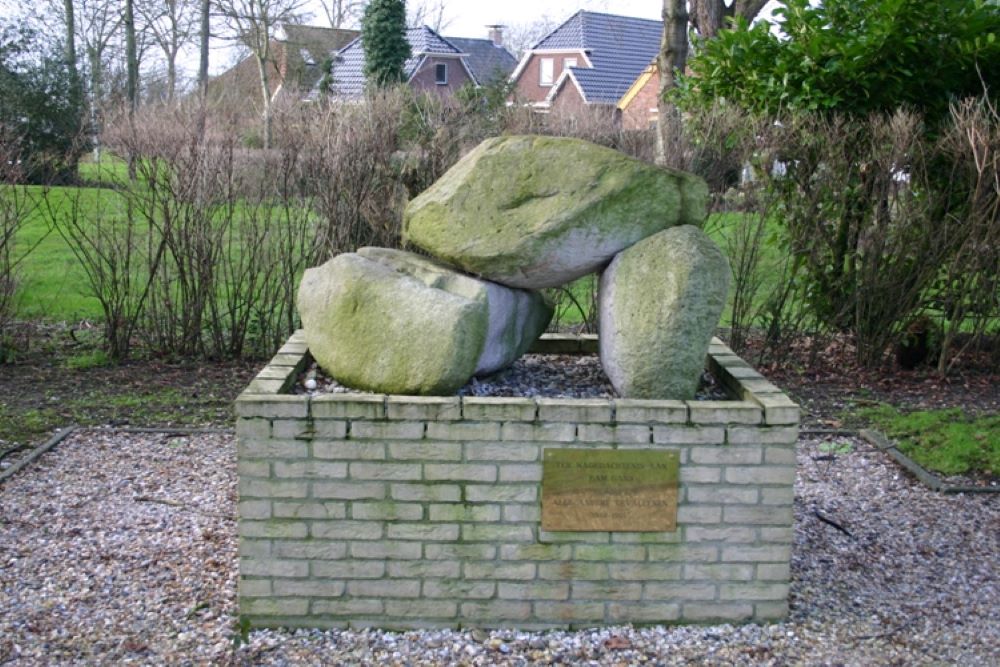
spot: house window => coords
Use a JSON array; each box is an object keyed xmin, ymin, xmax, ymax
[
  {"xmin": 539, "ymin": 57, "xmax": 554, "ymax": 86},
  {"xmin": 564, "ymin": 57, "xmax": 577, "ymax": 71},
  {"xmin": 435, "ymin": 63, "xmax": 448, "ymax": 84}
]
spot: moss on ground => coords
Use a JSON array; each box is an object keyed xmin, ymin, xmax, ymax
[{"xmin": 857, "ymin": 405, "xmax": 1000, "ymax": 477}]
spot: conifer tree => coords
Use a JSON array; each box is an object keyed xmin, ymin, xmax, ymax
[{"xmin": 362, "ymin": 0, "xmax": 411, "ymax": 87}]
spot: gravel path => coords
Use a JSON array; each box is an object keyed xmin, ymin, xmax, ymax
[{"xmin": 1, "ymin": 429, "xmax": 997, "ymax": 665}]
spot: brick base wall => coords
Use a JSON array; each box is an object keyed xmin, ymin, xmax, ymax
[{"xmin": 235, "ymin": 333, "xmax": 799, "ymax": 630}]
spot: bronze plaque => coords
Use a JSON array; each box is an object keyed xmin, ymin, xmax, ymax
[{"xmin": 542, "ymin": 449, "xmax": 679, "ymax": 532}]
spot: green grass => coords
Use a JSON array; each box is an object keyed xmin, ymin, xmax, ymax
[
  {"xmin": 77, "ymin": 154, "xmax": 133, "ymax": 187},
  {"xmin": 543, "ymin": 212, "xmax": 788, "ymax": 330},
  {"xmin": 857, "ymin": 404, "xmax": 1000, "ymax": 477},
  {"xmin": 12, "ymin": 184, "xmax": 120, "ymax": 321}
]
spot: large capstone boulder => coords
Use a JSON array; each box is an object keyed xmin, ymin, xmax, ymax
[
  {"xmin": 599, "ymin": 225, "xmax": 729, "ymax": 399},
  {"xmin": 296, "ymin": 248, "xmax": 552, "ymax": 395},
  {"xmin": 403, "ymin": 135, "xmax": 709, "ymax": 289}
]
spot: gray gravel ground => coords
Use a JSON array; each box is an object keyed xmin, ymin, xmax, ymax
[{"xmin": 0, "ymin": 429, "xmax": 997, "ymax": 666}]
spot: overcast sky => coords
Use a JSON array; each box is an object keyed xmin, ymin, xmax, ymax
[{"xmin": 441, "ymin": 0, "xmax": 660, "ymax": 39}]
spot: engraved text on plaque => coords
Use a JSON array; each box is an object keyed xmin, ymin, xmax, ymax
[{"xmin": 541, "ymin": 448, "xmax": 680, "ymax": 531}]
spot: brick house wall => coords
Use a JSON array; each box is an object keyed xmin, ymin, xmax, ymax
[
  {"xmin": 620, "ymin": 68, "xmax": 660, "ymax": 131},
  {"xmin": 410, "ymin": 56, "xmax": 474, "ymax": 97},
  {"xmin": 513, "ymin": 51, "xmax": 588, "ymax": 103}
]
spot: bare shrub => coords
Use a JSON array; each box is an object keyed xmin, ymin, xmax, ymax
[
  {"xmin": 285, "ymin": 90, "xmax": 410, "ymax": 258},
  {"xmin": 503, "ymin": 106, "xmax": 658, "ymax": 163},
  {"xmin": 49, "ymin": 183, "xmax": 161, "ymax": 360},
  {"xmin": 932, "ymin": 98, "xmax": 1000, "ymax": 374},
  {"xmin": 84, "ymin": 102, "xmax": 320, "ymax": 359},
  {"xmin": 0, "ymin": 129, "xmax": 46, "ymax": 353}
]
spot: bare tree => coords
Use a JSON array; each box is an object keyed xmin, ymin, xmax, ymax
[
  {"xmin": 655, "ymin": 1, "xmax": 772, "ymax": 166},
  {"xmin": 656, "ymin": 0, "xmax": 688, "ymax": 168},
  {"xmin": 503, "ymin": 15, "xmax": 558, "ymax": 60},
  {"xmin": 319, "ymin": 0, "xmax": 365, "ymax": 29},
  {"xmin": 689, "ymin": 0, "xmax": 770, "ymax": 39},
  {"xmin": 198, "ymin": 0, "xmax": 210, "ymax": 99},
  {"xmin": 124, "ymin": 0, "xmax": 138, "ymax": 113},
  {"xmin": 408, "ymin": 0, "xmax": 451, "ymax": 32},
  {"xmin": 136, "ymin": 0, "xmax": 198, "ymax": 102},
  {"xmin": 215, "ymin": 0, "xmax": 309, "ymax": 149}
]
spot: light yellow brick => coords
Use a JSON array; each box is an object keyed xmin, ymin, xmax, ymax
[
  {"xmin": 313, "ymin": 441, "xmax": 385, "ymax": 460},
  {"xmin": 614, "ymin": 399, "xmax": 688, "ymax": 424},
  {"xmin": 424, "ymin": 463, "xmax": 497, "ymax": 482},
  {"xmin": 462, "ymin": 397, "xmax": 537, "ymax": 422},
  {"xmin": 460, "ymin": 601, "xmax": 531, "ymax": 621},
  {"xmin": 348, "ymin": 580, "xmax": 420, "ymax": 598},
  {"xmin": 536, "ymin": 398, "xmax": 612, "ymax": 423},
  {"xmin": 426, "ymin": 422, "xmax": 501, "ymax": 441},
  {"xmin": 501, "ymin": 422, "xmax": 575, "ymax": 443},
  {"xmin": 310, "ymin": 520, "xmax": 382, "ymax": 540},
  {"xmin": 387, "ymin": 524, "xmax": 459, "ymax": 541},
  {"xmin": 724, "ymin": 466, "xmax": 795, "ymax": 485},
  {"xmin": 387, "ymin": 396, "xmax": 461, "ymax": 421},
  {"xmin": 653, "ymin": 426, "xmax": 725, "ymax": 445},
  {"xmin": 390, "ymin": 483, "xmax": 461, "ymax": 502},
  {"xmin": 351, "ymin": 420, "xmax": 424, "ymax": 440},
  {"xmin": 351, "ymin": 502, "xmax": 423, "ymax": 521},
  {"xmin": 499, "ymin": 582, "xmax": 569, "ymax": 600},
  {"xmin": 312, "ymin": 394, "xmax": 385, "ymax": 419},
  {"xmin": 388, "ymin": 442, "xmax": 462, "ymax": 461},
  {"xmin": 682, "ymin": 602, "xmax": 753, "ymax": 622},
  {"xmin": 688, "ymin": 401, "xmax": 762, "ymax": 425},
  {"xmin": 423, "ymin": 580, "xmax": 495, "ymax": 599},
  {"xmin": 608, "ymin": 602, "xmax": 680, "ymax": 622}
]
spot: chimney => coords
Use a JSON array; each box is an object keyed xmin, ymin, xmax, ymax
[{"xmin": 487, "ymin": 25, "xmax": 505, "ymax": 47}]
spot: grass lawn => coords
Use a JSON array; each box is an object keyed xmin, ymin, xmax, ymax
[
  {"xmin": 858, "ymin": 404, "xmax": 1000, "ymax": 477},
  {"xmin": 11, "ymin": 167, "xmax": 788, "ymax": 329},
  {"xmin": 13, "ymin": 184, "xmax": 117, "ymax": 321}
]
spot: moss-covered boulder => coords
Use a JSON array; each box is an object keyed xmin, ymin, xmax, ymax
[
  {"xmin": 403, "ymin": 135, "xmax": 709, "ymax": 289},
  {"xmin": 355, "ymin": 248, "xmax": 553, "ymax": 376},
  {"xmin": 599, "ymin": 226, "xmax": 729, "ymax": 399},
  {"xmin": 296, "ymin": 248, "xmax": 552, "ymax": 395}
]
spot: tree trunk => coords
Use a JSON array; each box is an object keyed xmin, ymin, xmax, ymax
[
  {"xmin": 124, "ymin": 0, "xmax": 139, "ymax": 179},
  {"xmin": 63, "ymin": 0, "xmax": 82, "ymax": 172},
  {"xmin": 656, "ymin": 0, "xmax": 689, "ymax": 168},
  {"xmin": 88, "ymin": 47, "xmax": 103, "ymax": 160},
  {"xmin": 255, "ymin": 54, "xmax": 273, "ymax": 149},
  {"xmin": 167, "ymin": 55, "xmax": 177, "ymax": 103},
  {"xmin": 197, "ymin": 0, "xmax": 210, "ymax": 138},
  {"xmin": 691, "ymin": 0, "xmax": 772, "ymax": 39},
  {"xmin": 198, "ymin": 0, "xmax": 210, "ymax": 99}
]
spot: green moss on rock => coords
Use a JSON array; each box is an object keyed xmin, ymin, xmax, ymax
[
  {"xmin": 599, "ymin": 226, "xmax": 730, "ymax": 399},
  {"xmin": 403, "ymin": 135, "xmax": 709, "ymax": 289}
]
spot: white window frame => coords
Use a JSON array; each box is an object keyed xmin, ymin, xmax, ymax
[
  {"xmin": 564, "ymin": 57, "xmax": 578, "ymax": 71},
  {"xmin": 435, "ymin": 63, "xmax": 448, "ymax": 85},
  {"xmin": 539, "ymin": 57, "xmax": 555, "ymax": 86}
]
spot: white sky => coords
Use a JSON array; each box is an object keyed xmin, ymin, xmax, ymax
[{"xmin": 442, "ymin": 0, "xmax": 661, "ymax": 39}]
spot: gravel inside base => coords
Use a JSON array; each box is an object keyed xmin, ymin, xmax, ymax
[
  {"xmin": 299, "ymin": 354, "xmax": 731, "ymax": 400},
  {"xmin": 1, "ymin": 430, "xmax": 997, "ymax": 665}
]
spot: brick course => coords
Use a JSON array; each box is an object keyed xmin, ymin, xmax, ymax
[{"xmin": 236, "ymin": 333, "xmax": 798, "ymax": 629}]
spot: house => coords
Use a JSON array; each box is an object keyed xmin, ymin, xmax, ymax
[
  {"xmin": 617, "ymin": 62, "xmax": 661, "ymax": 130},
  {"xmin": 207, "ymin": 25, "xmax": 360, "ymax": 105},
  {"xmin": 509, "ymin": 10, "xmax": 663, "ymax": 129},
  {"xmin": 322, "ymin": 26, "xmax": 517, "ymax": 99}
]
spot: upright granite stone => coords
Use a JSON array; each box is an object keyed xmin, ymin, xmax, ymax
[
  {"xmin": 599, "ymin": 225, "xmax": 729, "ymax": 399},
  {"xmin": 296, "ymin": 248, "xmax": 552, "ymax": 395},
  {"xmin": 403, "ymin": 135, "xmax": 709, "ymax": 289}
]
